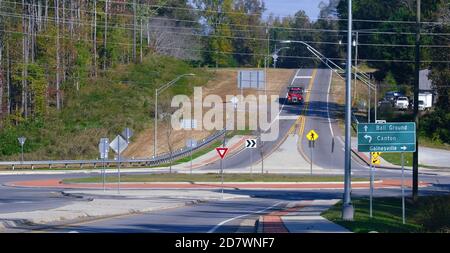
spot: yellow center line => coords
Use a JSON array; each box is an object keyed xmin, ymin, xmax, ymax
[
  {"xmin": 296, "ymin": 69, "xmax": 317, "ymax": 163},
  {"xmin": 298, "ymin": 69, "xmax": 318, "ymax": 137}
]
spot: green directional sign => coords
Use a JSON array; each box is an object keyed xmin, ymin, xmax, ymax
[{"xmin": 357, "ymin": 122, "xmax": 416, "ymax": 153}]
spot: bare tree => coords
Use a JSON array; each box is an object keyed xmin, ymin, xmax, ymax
[
  {"xmin": 147, "ymin": 18, "xmax": 201, "ymax": 61},
  {"xmin": 92, "ymin": 0, "xmax": 97, "ymax": 76},
  {"xmin": 55, "ymin": 0, "xmax": 61, "ymax": 110},
  {"xmin": 103, "ymin": 0, "xmax": 108, "ymax": 70},
  {"xmin": 132, "ymin": 0, "xmax": 137, "ymax": 62},
  {"xmin": 22, "ymin": 0, "xmax": 29, "ymax": 117},
  {"xmin": 0, "ymin": 30, "xmax": 3, "ymax": 122}
]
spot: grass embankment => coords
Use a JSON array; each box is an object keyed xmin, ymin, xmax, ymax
[
  {"xmin": 0, "ymin": 55, "xmax": 211, "ymax": 161},
  {"xmin": 322, "ymin": 195, "xmax": 450, "ymax": 233},
  {"xmin": 62, "ymin": 173, "xmax": 369, "ymax": 184}
]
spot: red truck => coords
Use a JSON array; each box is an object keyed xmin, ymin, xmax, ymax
[{"xmin": 286, "ymin": 86, "xmax": 304, "ymax": 104}]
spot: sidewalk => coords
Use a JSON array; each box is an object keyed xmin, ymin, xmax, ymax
[
  {"xmin": 281, "ymin": 200, "xmax": 350, "ymax": 233},
  {"xmin": 258, "ymin": 199, "xmax": 350, "ymax": 233}
]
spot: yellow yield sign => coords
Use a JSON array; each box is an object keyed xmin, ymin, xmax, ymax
[
  {"xmin": 371, "ymin": 152, "xmax": 382, "ymax": 165},
  {"xmin": 306, "ymin": 130, "xmax": 319, "ymax": 141}
]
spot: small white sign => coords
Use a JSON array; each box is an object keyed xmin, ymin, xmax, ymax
[
  {"xmin": 18, "ymin": 137, "xmax": 26, "ymax": 146},
  {"xmin": 109, "ymin": 135, "xmax": 128, "ymax": 154},
  {"xmin": 121, "ymin": 128, "xmax": 133, "ymax": 143},
  {"xmin": 99, "ymin": 138, "xmax": 110, "ymax": 159},
  {"xmin": 181, "ymin": 119, "xmax": 198, "ymax": 130},
  {"xmin": 186, "ymin": 139, "xmax": 198, "ymax": 148}
]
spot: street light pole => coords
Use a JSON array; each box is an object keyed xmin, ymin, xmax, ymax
[
  {"xmin": 412, "ymin": 0, "xmax": 421, "ymax": 200},
  {"xmin": 342, "ymin": 0, "xmax": 354, "ymax": 221},
  {"xmin": 154, "ymin": 90, "xmax": 158, "ymax": 158},
  {"xmin": 154, "ymin": 74, "xmax": 196, "ymax": 158},
  {"xmin": 353, "ymin": 32, "xmax": 358, "ymax": 103}
]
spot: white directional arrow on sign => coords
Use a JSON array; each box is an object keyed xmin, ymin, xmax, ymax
[
  {"xmin": 364, "ymin": 125, "xmax": 368, "ymax": 132},
  {"xmin": 364, "ymin": 134, "xmax": 372, "ymax": 143},
  {"xmin": 401, "ymin": 146, "xmax": 407, "ymax": 151}
]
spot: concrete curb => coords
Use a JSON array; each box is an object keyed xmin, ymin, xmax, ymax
[{"xmin": 0, "ymin": 198, "xmax": 206, "ymax": 232}]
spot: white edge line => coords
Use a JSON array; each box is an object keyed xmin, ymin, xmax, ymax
[
  {"xmin": 207, "ymin": 201, "xmax": 283, "ymax": 233},
  {"xmin": 327, "ymin": 70, "xmax": 334, "ymax": 138}
]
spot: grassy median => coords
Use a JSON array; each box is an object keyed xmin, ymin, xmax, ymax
[
  {"xmin": 322, "ymin": 195, "xmax": 450, "ymax": 233},
  {"xmin": 62, "ymin": 173, "xmax": 369, "ymax": 184}
]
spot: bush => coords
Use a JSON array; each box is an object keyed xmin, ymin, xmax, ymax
[
  {"xmin": 419, "ymin": 109, "xmax": 450, "ymax": 144},
  {"xmin": 414, "ymin": 195, "xmax": 450, "ymax": 232}
]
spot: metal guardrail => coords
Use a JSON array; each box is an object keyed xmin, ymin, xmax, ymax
[{"xmin": 0, "ymin": 130, "xmax": 226, "ymax": 169}]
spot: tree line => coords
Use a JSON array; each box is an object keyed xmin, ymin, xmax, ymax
[{"xmin": 0, "ymin": 0, "xmax": 448, "ymax": 129}]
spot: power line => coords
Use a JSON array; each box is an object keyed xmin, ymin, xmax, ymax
[
  {"xmin": 1, "ymin": 0, "xmax": 449, "ymax": 33},
  {"xmin": 1, "ymin": 12, "xmax": 450, "ymax": 49},
  {"xmin": 2, "ymin": 29, "xmax": 450, "ymax": 64},
  {"xmin": 2, "ymin": 7, "xmax": 450, "ymax": 37}
]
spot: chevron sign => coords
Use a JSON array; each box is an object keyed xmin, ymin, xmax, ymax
[{"xmin": 245, "ymin": 139, "xmax": 257, "ymax": 148}]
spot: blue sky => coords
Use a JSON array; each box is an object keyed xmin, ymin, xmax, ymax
[{"xmin": 263, "ymin": 0, "xmax": 329, "ymax": 20}]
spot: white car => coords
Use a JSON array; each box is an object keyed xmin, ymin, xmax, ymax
[{"xmin": 395, "ymin": 97, "xmax": 409, "ymax": 110}]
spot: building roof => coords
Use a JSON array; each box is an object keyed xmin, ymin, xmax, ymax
[{"xmin": 419, "ymin": 69, "xmax": 433, "ymax": 91}]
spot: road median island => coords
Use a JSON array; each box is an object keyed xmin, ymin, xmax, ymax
[{"xmin": 61, "ymin": 174, "xmax": 368, "ymax": 184}]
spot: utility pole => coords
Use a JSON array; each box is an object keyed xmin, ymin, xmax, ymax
[
  {"xmin": 412, "ymin": 0, "xmax": 421, "ymax": 200},
  {"xmin": 132, "ymin": 0, "xmax": 137, "ymax": 62},
  {"xmin": 93, "ymin": 0, "xmax": 97, "ymax": 77},
  {"xmin": 342, "ymin": 0, "xmax": 354, "ymax": 221},
  {"xmin": 103, "ymin": 0, "xmax": 108, "ymax": 70},
  {"xmin": 353, "ymin": 31, "xmax": 358, "ymax": 102},
  {"xmin": 55, "ymin": 0, "xmax": 61, "ymax": 110}
]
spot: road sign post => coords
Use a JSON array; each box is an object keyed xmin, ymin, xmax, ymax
[
  {"xmin": 401, "ymin": 152, "xmax": 406, "ymax": 224},
  {"xmin": 186, "ymin": 138, "xmax": 197, "ymax": 175},
  {"xmin": 110, "ymin": 134, "xmax": 128, "ymax": 194},
  {"xmin": 358, "ymin": 122, "xmax": 415, "ymax": 223},
  {"xmin": 306, "ymin": 130, "xmax": 318, "ymax": 175},
  {"xmin": 99, "ymin": 138, "xmax": 109, "ymax": 192},
  {"xmin": 18, "ymin": 136, "xmax": 26, "ymax": 165},
  {"xmin": 369, "ymin": 152, "xmax": 373, "ymax": 218},
  {"xmin": 245, "ymin": 139, "xmax": 257, "ymax": 176},
  {"xmin": 216, "ymin": 147, "xmax": 228, "ymax": 200}
]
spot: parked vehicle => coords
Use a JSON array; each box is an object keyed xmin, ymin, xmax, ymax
[
  {"xmin": 378, "ymin": 98, "xmax": 391, "ymax": 107},
  {"xmin": 385, "ymin": 91, "xmax": 405, "ymax": 105},
  {"xmin": 286, "ymin": 86, "xmax": 304, "ymax": 104},
  {"xmin": 395, "ymin": 96, "xmax": 409, "ymax": 110},
  {"xmin": 419, "ymin": 92, "xmax": 433, "ymax": 110},
  {"xmin": 418, "ymin": 100, "xmax": 425, "ymax": 111}
]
